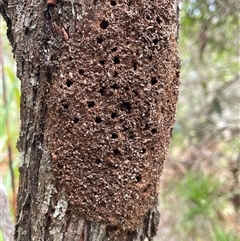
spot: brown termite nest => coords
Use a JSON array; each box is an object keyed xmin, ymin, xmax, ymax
[{"xmin": 48, "ymin": 0, "xmax": 180, "ymax": 231}]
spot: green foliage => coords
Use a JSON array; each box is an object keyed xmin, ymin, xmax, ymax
[
  {"xmin": 178, "ymin": 171, "xmax": 221, "ymax": 220},
  {"xmin": 0, "ymin": 229, "xmax": 3, "ymax": 241},
  {"xmin": 0, "ymin": 18, "xmax": 20, "ymax": 219},
  {"xmin": 159, "ymin": 0, "xmax": 239, "ymax": 240},
  {"xmin": 213, "ymin": 225, "xmax": 240, "ymax": 241}
]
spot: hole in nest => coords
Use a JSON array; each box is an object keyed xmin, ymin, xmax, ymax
[
  {"xmin": 99, "ymin": 60, "xmax": 105, "ymax": 65},
  {"xmin": 132, "ymin": 90, "xmax": 138, "ymax": 96},
  {"xmin": 113, "ymin": 71, "xmax": 118, "ymax": 77},
  {"xmin": 110, "ymin": 0, "xmax": 117, "ymax": 6},
  {"xmin": 120, "ymin": 101, "xmax": 131, "ymax": 113},
  {"xmin": 73, "ymin": 117, "xmax": 79, "ymax": 123},
  {"xmin": 129, "ymin": 132, "xmax": 135, "ymax": 139},
  {"xmin": 113, "ymin": 149, "xmax": 121, "ymax": 155},
  {"xmin": 99, "ymin": 87, "xmax": 106, "ymax": 95},
  {"xmin": 111, "ymin": 112, "xmax": 117, "ymax": 118},
  {"xmin": 87, "ymin": 101, "xmax": 95, "ymax": 108},
  {"xmin": 151, "ymin": 77, "xmax": 158, "ymax": 85},
  {"xmin": 113, "ymin": 56, "xmax": 120, "ymax": 64},
  {"xmin": 79, "ymin": 69, "xmax": 84, "ymax": 75},
  {"xmin": 110, "ymin": 83, "xmax": 118, "ymax": 89},
  {"xmin": 128, "ymin": 0, "xmax": 135, "ymax": 6},
  {"xmin": 156, "ymin": 16, "xmax": 161, "ymax": 24},
  {"xmin": 153, "ymin": 39, "xmax": 158, "ymax": 45},
  {"xmin": 148, "ymin": 55, "xmax": 152, "ymax": 61},
  {"xmin": 25, "ymin": 27, "xmax": 29, "ymax": 35},
  {"xmin": 141, "ymin": 148, "xmax": 146, "ymax": 154},
  {"xmin": 100, "ymin": 20, "xmax": 109, "ymax": 30},
  {"xmin": 95, "ymin": 158, "xmax": 102, "ymax": 164},
  {"xmin": 136, "ymin": 174, "xmax": 142, "ymax": 183},
  {"xmin": 57, "ymin": 163, "xmax": 63, "ymax": 169},
  {"xmin": 144, "ymin": 123, "xmax": 150, "ymax": 130},
  {"xmin": 146, "ymin": 15, "xmax": 151, "ymax": 20},
  {"xmin": 62, "ymin": 104, "xmax": 69, "ymax": 109},
  {"xmin": 97, "ymin": 37, "xmax": 103, "ymax": 43},
  {"xmin": 111, "ymin": 133, "xmax": 118, "ymax": 139},
  {"xmin": 46, "ymin": 71, "xmax": 52, "ymax": 82},
  {"xmin": 132, "ymin": 61, "xmax": 137, "ymax": 70},
  {"xmin": 66, "ymin": 79, "xmax": 73, "ymax": 87},
  {"xmin": 111, "ymin": 47, "xmax": 117, "ymax": 52},
  {"xmin": 151, "ymin": 128, "xmax": 157, "ymax": 134},
  {"xmin": 95, "ymin": 117, "xmax": 103, "ymax": 123}
]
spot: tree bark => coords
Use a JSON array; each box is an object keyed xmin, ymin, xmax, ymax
[{"xmin": 1, "ymin": 0, "xmax": 180, "ymax": 240}]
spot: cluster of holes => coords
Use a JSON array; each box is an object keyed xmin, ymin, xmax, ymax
[
  {"xmin": 57, "ymin": 5, "xmax": 169, "ymax": 213},
  {"xmin": 62, "ymin": 12, "xmax": 159, "ymax": 172}
]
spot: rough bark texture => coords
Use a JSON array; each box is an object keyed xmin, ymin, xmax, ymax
[{"xmin": 1, "ymin": 0, "xmax": 180, "ymax": 240}]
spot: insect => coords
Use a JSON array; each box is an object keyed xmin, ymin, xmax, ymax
[
  {"xmin": 47, "ymin": 0, "xmax": 56, "ymax": 5},
  {"xmin": 52, "ymin": 153, "xmax": 58, "ymax": 161},
  {"xmin": 44, "ymin": 0, "xmax": 69, "ymax": 41}
]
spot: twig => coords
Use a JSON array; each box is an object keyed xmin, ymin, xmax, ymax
[{"xmin": 0, "ymin": 18, "xmax": 16, "ymax": 216}]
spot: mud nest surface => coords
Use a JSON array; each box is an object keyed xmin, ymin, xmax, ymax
[{"xmin": 48, "ymin": 0, "xmax": 180, "ymax": 230}]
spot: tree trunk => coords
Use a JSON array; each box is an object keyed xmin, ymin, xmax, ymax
[{"xmin": 1, "ymin": 0, "xmax": 180, "ymax": 240}]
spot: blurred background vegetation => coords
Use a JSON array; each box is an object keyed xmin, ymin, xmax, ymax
[{"xmin": 0, "ymin": 0, "xmax": 239, "ymax": 240}]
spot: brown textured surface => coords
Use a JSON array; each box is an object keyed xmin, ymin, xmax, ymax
[{"xmin": 48, "ymin": 0, "xmax": 180, "ymax": 231}]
